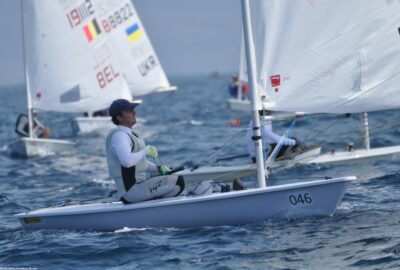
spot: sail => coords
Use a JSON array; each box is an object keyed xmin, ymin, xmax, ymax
[
  {"xmin": 99, "ymin": 0, "xmax": 175, "ymax": 96},
  {"xmin": 250, "ymin": 0, "xmax": 400, "ymax": 113},
  {"xmin": 239, "ymin": 34, "xmax": 248, "ymax": 84},
  {"xmin": 23, "ymin": 0, "xmax": 132, "ymax": 113}
]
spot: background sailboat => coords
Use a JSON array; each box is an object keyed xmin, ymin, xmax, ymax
[
  {"xmin": 226, "ymin": 0, "xmax": 400, "ymax": 167},
  {"xmin": 252, "ymin": 0, "xmax": 400, "ymax": 166},
  {"xmin": 72, "ymin": 0, "xmax": 176, "ymax": 135},
  {"xmin": 227, "ymin": 35, "xmax": 251, "ymax": 112},
  {"xmin": 9, "ymin": 0, "xmax": 132, "ymax": 158}
]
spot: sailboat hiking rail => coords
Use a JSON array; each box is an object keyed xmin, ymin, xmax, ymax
[
  {"xmin": 71, "ymin": 0, "xmax": 176, "ymax": 134},
  {"xmin": 14, "ymin": 0, "xmax": 377, "ymax": 230}
]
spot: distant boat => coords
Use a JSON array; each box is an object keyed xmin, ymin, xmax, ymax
[
  {"xmin": 15, "ymin": 0, "xmax": 355, "ymax": 230},
  {"xmin": 228, "ymin": 35, "xmax": 251, "ymax": 112},
  {"xmin": 210, "ymin": 70, "xmax": 221, "ymax": 78},
  {"xmin": 72, "ymin": 0, "xmax": 177, "ymax": 135}
]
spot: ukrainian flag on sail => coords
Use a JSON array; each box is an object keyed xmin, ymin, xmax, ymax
[
  {"xmin": 126, "ymin": 23, "xmax": 143, "ymax": 43},
  {"xmin": 83, "ymin": 18, "xmax": 101, "ymax": 42}
]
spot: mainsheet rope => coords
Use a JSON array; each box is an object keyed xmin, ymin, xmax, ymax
[{"xmin": 189, "ymin": 129, "xmax": 247, "ymax": 170}]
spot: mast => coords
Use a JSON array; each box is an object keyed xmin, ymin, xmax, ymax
[
  {"xmin": 20, "ymin": 0, "xmax": 33, "ymax": 138},
  {"xmin": 241, "ymin": 0, "xmax": 266, "ymax": 188},
  {"xmin": 361, "ymin": 112, "xmax": 371, "ymax": 150},
  {"xmin": 237, "ymin": 34, "xmax": 245, "ymax": 101}
]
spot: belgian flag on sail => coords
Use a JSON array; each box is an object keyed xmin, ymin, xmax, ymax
[{"xmin": 83, "ymin": 18, "xmax": 101, "ymax": 42}]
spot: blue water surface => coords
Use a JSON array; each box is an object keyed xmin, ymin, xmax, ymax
[{"xmin": 0, "ymin": 74, "xmax": 399, "ymax": 269}]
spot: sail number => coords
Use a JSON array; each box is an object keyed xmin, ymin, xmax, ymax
[
  {"xmin": 97, "ymin": 64, "xmax": 120, "ymax": 89},
  {"xmin": 288, "ymin": 192, "xmax": 312, "ymax": 206},
  {"xmin": 102, "ymin": 4, "xmax": 134, "ymax": 33},
  {"xmin": 65, "ymin": 0, "xmax": 94, "ymax": 28}
]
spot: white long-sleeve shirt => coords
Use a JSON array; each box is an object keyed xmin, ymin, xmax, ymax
[
  {"xmin": 246, "ymin": 120, "xmax": 296, "ymax": 158},
  {"xmin": 110, "ymin": 125, "xmax": 158, "ymax": 173}
]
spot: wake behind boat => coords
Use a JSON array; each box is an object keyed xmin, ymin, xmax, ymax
[{"xmin": 16, "ymin": 176, "xmax": 353, "ymax": 230}]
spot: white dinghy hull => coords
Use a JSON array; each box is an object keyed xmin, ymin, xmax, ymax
[
  {"xmin": 72, "ymin": 116, "xmax": 114, "ymax": 134},
  {"xmin": 72, "ymin": 116, "xmax": 146, "ymax": 135},
  {"xmin": 15, "ymin": 177, "xmax": 353, "ymax": 230},
  {"xmin": 9, "ymin": 137, "xmax": 74, "ymax": 158},
  {"xmin": 305, "ymin": 145, "xmax": 400, "ymax": 165},
  {"xmin": 228, "ymin": 98, "xmax": 251, "ymax": 112}
]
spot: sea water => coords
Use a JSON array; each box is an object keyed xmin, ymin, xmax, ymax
[{"xmin": 0, "ymin": 74, "xmax": 399, "ymax": 269}]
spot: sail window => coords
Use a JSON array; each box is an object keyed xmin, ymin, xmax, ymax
[{"xmin": 60, "ymin": 85, "xmax": 81, "ymax": 103}]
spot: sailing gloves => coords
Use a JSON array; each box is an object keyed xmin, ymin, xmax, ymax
[
  {"xmin": 159, "ymin": 165, "xmax": 171, "ymax": 175},
  {"xmin": 146, "ymin": 145, "xmax": 171, "ymax": 175},
  {"xmin": 146, "ymin": 145, "xmax": 158, "ymax": 159}
]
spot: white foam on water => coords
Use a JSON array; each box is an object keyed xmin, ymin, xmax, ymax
[{"xmin": 190, "ymin": 120, "xmax": 203, "ymax": 126}]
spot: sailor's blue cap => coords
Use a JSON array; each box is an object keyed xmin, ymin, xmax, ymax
[{"xmin": 109, "ymin": 99, "xmax": 139, "ymax": 117}]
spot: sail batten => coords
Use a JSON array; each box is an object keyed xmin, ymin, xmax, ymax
[{"xmin": 250, "ymin": 0, "xmax": 400, "ymax": 113}]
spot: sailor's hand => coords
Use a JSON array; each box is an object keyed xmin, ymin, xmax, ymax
[
  {"xmin": 146, "ymin": 145, "xmax": 158, "ymax": 159},
  {"xmin": 290, "ymin": 137, "xmax": 300, "ymax": 147},
  {"xmin": 159, "ymin": 165, "xmax": 171, "ymax": 175},
  {"xmin": 292, "ymin": 138, "xmax": 303, "ymax": 152}
]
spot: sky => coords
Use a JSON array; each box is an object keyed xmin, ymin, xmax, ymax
[{"xmin": 0, "ymin": 0, "xmax": 242, "ymax": 86}]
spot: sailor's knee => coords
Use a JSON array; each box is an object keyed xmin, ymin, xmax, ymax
[
  {"xmin": 176, "ymin": 176, "xmax": 185, "ymax": 195},
  {"xmin": 40, "ymin": 128, "xmax": 51, "ymax": 138}
]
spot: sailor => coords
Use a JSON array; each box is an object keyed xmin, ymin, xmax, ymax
[
  {"xmin": 246, "ymin": 110, "xmax": 300, "ymax": 162},
  {"xmin": 228, "ymin": 73, "xmax": 249, "ymax": 99},
  {"xmin": 15, "ymin": 110, "xmax": 51, "ymax": 138},
  {"xmin": 105, "ymin": 99, "xmax": 185, "ymax": 204}
]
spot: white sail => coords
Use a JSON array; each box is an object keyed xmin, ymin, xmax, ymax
[
  {"xmin": 227, "ymin": 33, "xmax": 251, "ymax": 112},
  {"xmin": 239, "ymin": 34, "xmax": 248, "ymax": 86},
  {"xmin": 251, "ymin": 0, "xmax": 400, "ymax": 113},
  {"xmin": 23, "ymin": 0, "xmax": 132, "ymax": 113},
  {"xmin": 97, "ymin": 0, "xmax": 174, "ymax": 96}
]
